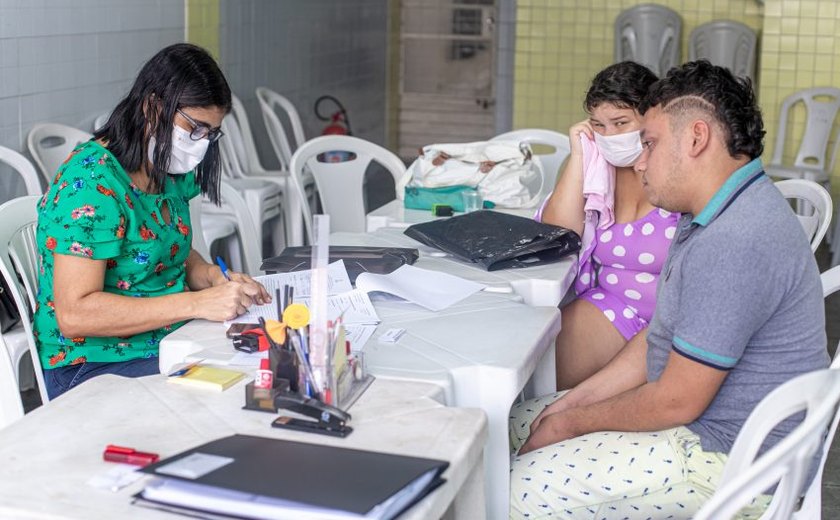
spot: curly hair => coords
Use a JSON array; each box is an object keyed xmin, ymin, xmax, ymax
[
  {"xmin": 93, "ymin": 43, "xmax": 231, "ymax": 203},
  {"xmin": 639, "ymin": 60, "xmax": 764, "ymax": 160},
  {"xmin": 584, "ymin": 61, "xmax": 658, "ymax": 112}
]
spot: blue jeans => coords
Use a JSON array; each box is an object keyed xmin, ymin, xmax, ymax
[{"xmin": 44, "ymin": 357, "xmax": 160, "ymax": 400}]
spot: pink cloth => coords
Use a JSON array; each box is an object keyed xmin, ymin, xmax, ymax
[{"xmin": 577, "ymin": 135, "xmax": 615, "ymax": 280}]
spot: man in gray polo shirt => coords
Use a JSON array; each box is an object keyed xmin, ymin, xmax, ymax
[{"xmin": 509, "ymin": 61, "xmax": 828, "ymax": 519}]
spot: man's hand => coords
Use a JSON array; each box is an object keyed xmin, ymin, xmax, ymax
[{"xmin": 520, "ymin": 411, "xmax": 577, "ymax": 455}]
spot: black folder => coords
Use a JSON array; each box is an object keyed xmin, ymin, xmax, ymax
[
  {"xmin": 404, "ymin": 210, "xmax": 580, "ymax": 271},
  {"xmin": 135, "ymin": 434, "xmax": 449, "ymax": 519}
]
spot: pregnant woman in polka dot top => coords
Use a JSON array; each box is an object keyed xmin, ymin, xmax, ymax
[{"xmin": 539, "ymin": 62, "xmax": 680, "ymax": 389}]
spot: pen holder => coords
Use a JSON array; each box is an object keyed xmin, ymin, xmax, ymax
[{"xmin": 270, "ymin": 345, "xmax": 300, "ymax": 393}]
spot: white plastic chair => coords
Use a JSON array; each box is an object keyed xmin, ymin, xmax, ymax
[
  {"xmin": 765, "ymin": 88, "xmax": 840, "ymax": 190},
  {"xmin": 688, "ymin": 20, "xmax": 757, "ymax": 83},
  {"xmin": 255, "ymin": 88, "xmax": 318, "ymax": 246},
  {"xmin": 216, "ymin": 180, "xmax": 263, "ymax": 276},
  {"xmin": 0, "ymin": 195, "xmax": 48, "ymax": 405},
  {"xmin": 255, "ymin": 87, "xmax": 307, "ymax": 172},
  {"xmin": 694, "ymin": 369, "xmax": 840, "ymax": 520},
  {"xmin": 614, "ymin": 4, "xmax": 681, "ymax": 77},
  {"xmin": 92, "ymin": 112, "xmax": 110, "ymax": 132},
  {"xmin": 775, "ymin": 179, "xmax": 833, "ymax": 252},
  {"xmin": 491, "ymin": 129, "xmax": 570, "ymax": 201},
  {"xmin": 0, "ymin": 146, "xmax": 42, "ymax": 196},
  {"xmin": 0, "ymin": 332, "xmax": 24, "ymax": 429},
  {"xmin": 289, "ymin": 135, "xmax": 406, "ymax": 242},
  {"xmin": 26, "ymin": 123, "xmax": 93, "ymax": 186}
]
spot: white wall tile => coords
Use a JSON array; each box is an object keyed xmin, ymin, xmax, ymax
[{"xmin": 0, "ymin": 0, "xmax": 184, "ymax": 202}]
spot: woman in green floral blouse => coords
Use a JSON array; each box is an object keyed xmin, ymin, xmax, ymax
[{"xmin": 34, "ymin": 43, "xmax": 270, "ymax": 399}]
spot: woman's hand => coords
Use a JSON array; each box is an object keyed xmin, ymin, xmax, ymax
[
  {"xmin": 211, "ymin": 268, "xmax": 271, "ymax": 306},
  {"xmin": 192, "ymin": 280, "xmax": 266, "ymax": 322},
  {"xmin": 568, "ymin": 119, "xmax": 595, "ymax": 158}
]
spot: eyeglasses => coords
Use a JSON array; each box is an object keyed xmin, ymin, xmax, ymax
[{"xmin": 176, "ymin": 109, "xmax": 224, "ymax": 143}]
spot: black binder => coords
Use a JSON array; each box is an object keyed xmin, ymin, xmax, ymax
[{"xmin": 135, "ymin": 434, "xmax": 448, "ymax": 519}]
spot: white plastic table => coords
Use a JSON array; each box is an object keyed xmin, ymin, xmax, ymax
[
  {"xmin": 160, "ymin": 228, "xmax": 576, "ymax": 519},
  {"xmin": 366, "ymin": 199, "xmax": 537, "ymax": 233},
  {"xmin": 0, "ymin": 376, "xmax": 487, "ymax": 520}
]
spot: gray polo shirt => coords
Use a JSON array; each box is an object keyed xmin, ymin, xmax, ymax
[{"xmin": 646, "ymin": 158, "xmax": 828, "ymax": 455}]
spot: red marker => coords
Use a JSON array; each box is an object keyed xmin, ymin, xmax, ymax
[{"xmin": 103, "ymin": 445, "xmax": 159, "ymax": 466}]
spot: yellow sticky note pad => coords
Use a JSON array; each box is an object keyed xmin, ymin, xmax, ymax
[{"xmin": 167, "ymin": 366, "xmax": 245, "ymax": 392}]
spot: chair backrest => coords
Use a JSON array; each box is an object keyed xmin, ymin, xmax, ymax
[
  {"xmin": 614, "ymin": 3, "xmax": 681, "ymax": 77},
  {"xmin": 217, "ymin": 180, "xmax": 262, "ymax": 276},
  {"xmin": 219, "ymin": 116, "xmax": 249, "ymax": 180},
  {"xmin": 92, "ymin": 112, "xmax": 110, "ymax": 132},
  {"xmin": 0, "ymin": 333, "xmax": 24, "ymax": 429},
  {"xmin": 0, "ymin": 195, "xmax": 48, "ymax": 404},
  {"xmin": 255, "ymin": 87, "xmax": 307, "ymax": 172},
  {"xmin": 289, "ymin": 135, "xmax": 406, "ymax": 242},
  {"xmin": 694, "ymin": 369, "xmax": 840, "ymax": 520},
  {"xmin": 787, "ymin": 265, "xmax": 840, "ymax": 518},
  {"xmin": 770, "ymin": 87, "xmax": 840, "ymax": 174},
  {"xmin": 230, "ymin": 94, "xmax": 270, "ymax": 175},
  {"xmin": 688, "ymin": 20, "xmax": 757, "ymax": 82},
  {"xmin": 0, "ymin": 145, "xmax": 43, "ymax": 196},
  {"xmin": 26, "ymin": 123, "xmax": 93, "ymax": 186},
  {"xmin": 491, "ymin": 129, "xmax": 570, "ymax": 200},
  {"xmin": 774, "ymin": 179, "xmax": 833, "ymax": 252}
]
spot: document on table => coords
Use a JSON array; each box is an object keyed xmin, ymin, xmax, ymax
[
  {"xmin": 228, "ymin": 260, "xmax": 354, "ymax": 324},
  {"xmin": 233, "ymin": 289, "xmax": 380, "ymax": 326},
  {"xmin": 355, "ymin": 264, "xmax": 485, "ymax": 312},
  {"xmin": 254, "ymin": 259, "xmax": 352, "ymax": 299}
]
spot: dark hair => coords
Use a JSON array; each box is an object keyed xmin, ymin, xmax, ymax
[
  {"xmin": 584, "ymin": 61, "xmax": 658, "ymax": 112},
  {"xmin": 93, "ymin": 43, "xmax": 231, "ymax": 203},
  {"xmin": 639, "ymin": 60, "xmax": 764, "ymax": 160}
]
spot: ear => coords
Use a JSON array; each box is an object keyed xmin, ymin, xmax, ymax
[
  {"xmin": 142, "ymin": 94, "xmax": 163, "ymax": 127},
  {"xmin": 686, "ymin": 119, "xmax": 711, "ymax": 158}
]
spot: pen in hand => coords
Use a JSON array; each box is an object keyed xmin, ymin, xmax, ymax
[{"xmin": 215, "ymin": 256, "xmax": 231, "ymax": 281}]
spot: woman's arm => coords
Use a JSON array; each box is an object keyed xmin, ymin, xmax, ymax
[
  {"xmin": 538, "ymin": 121, "xmax": 593, "ymax": 236},
  {"xmin": 52, "ymin": 253, "xmax": 264, "ymax": 338}
]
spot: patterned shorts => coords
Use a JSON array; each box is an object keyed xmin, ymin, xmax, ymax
[{"xmin": 508, "ymin": 392, "xmax": 771, "ymax": 519}]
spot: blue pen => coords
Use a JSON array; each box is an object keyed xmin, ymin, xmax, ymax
[{"xmin": 215, "ymin": 256, "xmax": 231, "ymax": 281}]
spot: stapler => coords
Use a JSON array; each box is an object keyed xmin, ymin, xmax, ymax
[{"xmin": 272, "ymin": 392, "xmax": 353, "ymax": 438}]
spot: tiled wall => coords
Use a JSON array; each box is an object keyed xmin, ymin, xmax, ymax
[
  {"xmin": 0, "ymin": 0, "xmax": 184, "ymax": 203},
  {"xmin": 760, "ymin": 0, "xmax": 840, "ymax": 198},
  {"xmin": 216, "ymin": 0, "xmax": 389, "ymax": 169},
  {"xmin": 513, "ymin": 0, "xmax": 840, "ymax": 198},
  {"xmin": 513, "ymin": 0, "xmax": 762, "ymax": 134}
]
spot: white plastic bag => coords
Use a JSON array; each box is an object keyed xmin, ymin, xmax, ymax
[{"xmin": 398, "ymin": 140, "xmax": 543, "ymax": 208}]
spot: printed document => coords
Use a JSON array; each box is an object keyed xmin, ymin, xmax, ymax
[{"xmin": 355, "ymin": 264, "xmax": 485, "ymax": 312}]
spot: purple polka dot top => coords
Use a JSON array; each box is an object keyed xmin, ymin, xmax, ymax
[{"xmin": 575, "ymin": 208, "xmax": 679, "ymax": 324}]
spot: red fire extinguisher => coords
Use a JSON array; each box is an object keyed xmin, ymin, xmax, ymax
[
  {"xmin": 315, "ymin": 95, "xmax": 352, "ymax": 136},
  {"xmin": 315, "ymin": 95, "xmax": 353, "ymax": 162}
]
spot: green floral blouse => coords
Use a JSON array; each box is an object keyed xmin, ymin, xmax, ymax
[{"xmin": 34, "ymin": 140, "xmax": 200, "ymax": 369}]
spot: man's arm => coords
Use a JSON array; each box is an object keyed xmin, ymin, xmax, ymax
[{"xmin": 521, "ymin": 350, "xmax": 727, "ymax": 453}]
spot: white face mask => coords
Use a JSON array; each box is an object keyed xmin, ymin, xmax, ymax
[
  {"xmin": 147, "ymin": 125, "xmax": 210, "ymax": 174},
  {"xmin": 593, "ymin": 130, "xmax": 643, "ymax": 167}
]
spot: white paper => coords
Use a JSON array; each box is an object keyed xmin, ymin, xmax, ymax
[
  {"xmin": 355, "ymin": 265, "xmax": 485, "ymax": 312},
  {"xmin": 228, "ymin": 261, "xmax": 354, "ymax": 324},
  {"xmin": 378, "ymin": 328, "xmax": 406, "ymax": 344},
  {"xmin": 345, "ymin": 324, "xmax": 377, "ymax": 352},
  {"xmin": 155, "ymin": 453, "xmax": 235, "ymax": 480},
  {"xmin": 228, "ymin": 351, "xmax": 266, "ymax": 367}
]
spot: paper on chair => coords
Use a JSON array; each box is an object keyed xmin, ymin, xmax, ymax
[{"xmin": 355, "ymin": 264, "xmax": 485, "ymax": 312}]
